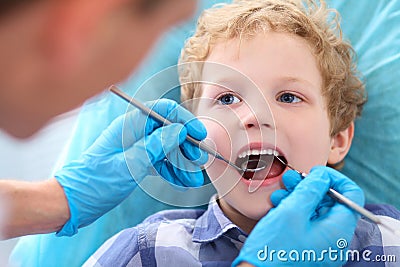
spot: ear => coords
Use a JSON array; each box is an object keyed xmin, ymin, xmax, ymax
[
  {"xmin": 327, "ymin": 122, "xmax": 354, "ymax": 165},
  {"xmin": 42, "ymin": 0, "xmax": 127, "ymax": 73}
]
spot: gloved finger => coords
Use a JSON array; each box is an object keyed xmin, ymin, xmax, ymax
[
  {"xmin": 94, "ymin": 108, "xmax": 166, "ymax": 154},
  {"xmin": 317, "ymin": 194, "xmax": 336, "ymax": 210},
  {"xmin": 165, "ymin": 161, "xmax": 205, "ymax": 187},
  {"xmin": 278, "ymin": 166, "xmax": 331, "ymax": 216},
  {"xmin": 124, "ymin": 123, "xmax": 186, "ymax": 182},
  {"xmin": 153, "ymin": 150, "xmax": 205, "ymax": 187},
  {"xmin": 270, "ymin": 189, "xmax": 289, "ymax": 206},
  {"xmin": 167, "ymin": 142, "xmax": 205, "ymax": 187},
  {"xmin": 271, "ymin": 169, "xmax": 330, "ymax": 210},
  {"xmin": 315, "ymin": 199, "xmax": 360, "ymax": 237},
  {"xmin": 120, "ymin": 99, "xmax": 205, "ymax": 149},
  {"xmin": 282, "ymin": 170, "xmax": 302, "ymax": 191},
  {"xmin": 149, "ymin": 99, "xmax": 207, "ymax": 141},
  {"xmin": 315, "ymin": 166, "xmax": 365, "ymax": 207},
  {"xmin": 154, "ymin": 161, "xmax": 186, "ymax": 187},
  {"xmin": 309, "ymin": 194, "xmax": 336, "ymax": 220},
  {"xmin": 181, "ymin": 116, "xmax": 207, "ymax": 141},
  {"xmin": 121, "ymin": 110, "xmax": 162, "ymax": 148},
  {"xmin": 180, "ymin": 141, "xmax": 209, "ymax": 164},
  {"xmin": 148, "ymin": 124, "xmax": 205, "ymax": 187},
  {"xmin": 149, "ymin": 123, "xmax": 187, "ymax": 161}
]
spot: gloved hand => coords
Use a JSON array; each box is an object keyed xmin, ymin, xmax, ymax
[
  {"xmin": 55, "ymin": 99, "xmax": 208, "ymax": 236},
  {"xmin": 270, "ymin": 168, "xmax": 337, "ymax": 218},
  {"xmin": 232, "ymin": 166, "xmax": 365, "ymax": 267}
]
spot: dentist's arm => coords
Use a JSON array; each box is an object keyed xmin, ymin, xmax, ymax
[
  {"xmin": 0, "ymin": 99, "xmax": 207, "ymax": 239},
  {"xmin": 0, "ymin": 179, "xmax": 69, "ymax": 239},
  {"xmin": 233, "ymin": 166, "xmax": 365, "ymax": 267}
]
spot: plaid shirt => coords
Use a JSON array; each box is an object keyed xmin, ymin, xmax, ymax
[{"xmin": 84, "ymin": 196, "xmax": 400, "ymax": 267}]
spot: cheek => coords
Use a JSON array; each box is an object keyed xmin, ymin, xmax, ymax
[
  {"xmin": 308, "ymin": 115, "xmax": 332, "ymax": 160},
  {"xmin": 199, "ymin": 116, "xmax": 245, "ymax": 197},
  {"xmin": 200, "ymin": 118, "xmax": 234, "ymax": 181},
  {"xmin": 288, "ymin": 113, "xmax": 332, "ymax": 169},
  {"xmin": 200, "ymin": 117, "xmax": 235, "ymax": 160}
]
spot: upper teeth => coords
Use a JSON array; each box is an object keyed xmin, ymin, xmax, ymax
[{"xmin": 238, "ymin": 149, "xmax": 280, "ymax": 159}]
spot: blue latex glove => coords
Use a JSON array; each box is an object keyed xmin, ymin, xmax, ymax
[
  {"xmin": 55, "ymin": 99, "xmax": 208, "ymax": 236},
  {"xmin": 232, "ymin": 166, "xmax": 365, "ymax": 267},
  {"xmin": 271, "ymin": 168, "xmax": 336, "ymax": 218}
]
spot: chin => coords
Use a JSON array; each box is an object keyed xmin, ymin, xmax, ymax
[
  {"xmin": 242, "ymin": 201, "xmax": 274, "ymax": 221},
  {"xmin": 4, "ymin": 119, "xmax": 46, "ymax": 139}
]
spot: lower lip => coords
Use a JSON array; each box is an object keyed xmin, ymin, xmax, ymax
[{"xmin": 240, "ymin": 175, "xmax": 282, "ymax": 187}]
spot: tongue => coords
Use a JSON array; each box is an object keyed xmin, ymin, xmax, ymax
[
  {"xmin": 266, "ymin": 159, "xmax": 285, "ymax": 177},
  {"xmin": 242, "ymin": 157, "xmax": 285, "ymax": 180}
]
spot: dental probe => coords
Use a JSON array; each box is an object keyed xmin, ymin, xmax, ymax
[
  {"xmin": 109, "ymin": 85, "xmax": 266, "ymax": 173},
  {"xmin": 275, "ymin": 156, "xmax": 400, "ymax": 236}
]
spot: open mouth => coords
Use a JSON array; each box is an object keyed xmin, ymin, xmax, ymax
[{"xmin": 235, "ymin": 150, "xmax": 287, "ymax": 180}]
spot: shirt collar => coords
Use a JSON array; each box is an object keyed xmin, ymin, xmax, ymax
[{"xmin": 192, "ymin": 194, "xmax": 246, "ymax": 243}]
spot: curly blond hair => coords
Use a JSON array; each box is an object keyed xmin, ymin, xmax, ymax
[{"xmin": 179, "ymin": 0, "xmax": 366, "ymax": 137}]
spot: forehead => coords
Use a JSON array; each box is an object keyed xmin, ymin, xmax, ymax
[{"xmin": 201, "ymin": 32, "xmax": 322, "ymax": 94}]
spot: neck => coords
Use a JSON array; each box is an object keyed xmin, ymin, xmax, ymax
[{"xmin": 217, "ymin": 197, "xmax": 259, "ymax": 234}]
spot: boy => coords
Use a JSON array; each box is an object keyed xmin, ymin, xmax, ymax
[{"xmin": 84, "ymin": 0, "xmax": 400, "ymax": 266}]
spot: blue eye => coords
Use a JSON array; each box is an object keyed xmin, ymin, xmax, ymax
[
  {"xmin": 217, "ymin": 93, "xmax": 241, "ymax": 105},
  {"xmin": 278, "ymin": 93, "xmax": 302, "ymax": 103}
]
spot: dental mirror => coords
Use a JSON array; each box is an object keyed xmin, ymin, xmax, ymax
[{"xmin": 241, "ymin": 159, "xmax": 268, "ymax": 172}]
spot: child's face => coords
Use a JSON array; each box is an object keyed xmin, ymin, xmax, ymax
[{"xmin": 195, "ymin": 32, "xmax": 351, "ymax": 232}]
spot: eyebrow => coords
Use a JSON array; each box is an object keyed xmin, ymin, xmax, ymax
[
  {"xmin": 201, "ymin": 80, "xmax": 243, "ymax": 91},
  {"xmin": 278, "ymin": 76, "xmax": 317, "ymax": 88},
  {"xmin": 202, "ymin": 75, "xmax": 318, "ymax": 92}
]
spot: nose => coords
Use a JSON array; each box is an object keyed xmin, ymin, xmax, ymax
[{"xmin": 239, "ymin": 102, "xmax": 274, "ymax": 130}]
